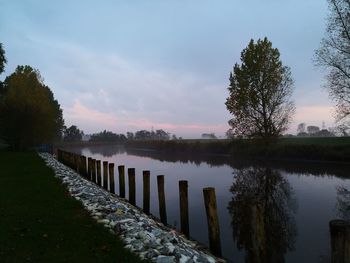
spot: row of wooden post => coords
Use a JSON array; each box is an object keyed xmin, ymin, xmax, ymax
[{"xmin": 56, "ymin": 149, "xmax": 222, "ymax": 256}]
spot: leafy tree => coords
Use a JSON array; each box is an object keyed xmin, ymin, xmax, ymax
[
  {"xmin": 134, "ymin": 129, "xmax": 170, "ymax": 140},
  {"xmin": 154, "ymin": 129, "xmax": 170, "ymax": 140},
  {"xmin": 315, "ymin": 0, "xmax": 350, "ymax": 123},
  {"xmin": 63, "ymin": 125, "xmax": 83, "ymax": 142},
  {"xmin": 306, "ymin": 125, "xmax": 320, "ymax": 135},
  {"xmin": 226, "ymin": 38, "xmax": 295, "ymax": 138},
  {"xmin": 134, "ymin": 130, "xmax": 152, "ymax": 140},
  {"xmin": 0, "ymin": 66, "xmax": 64, "ymax": 149},
  {"xmin": 201, "ymin": 133, "xmax": 217, "ymax": 139},
  {"xmin": 126, "ymin": 132, "xmax": 134, "ymax": 140},
  {"xmin": 297, "ymin": 123, "xmax": 306, "ymax": 134},
  {"xmin": 90, "ymin": 130, "xmax": 126, "ymax": 143},
  {"xmin": 0, "ymin": 43, "xmax": 6, "ymax": 75}
]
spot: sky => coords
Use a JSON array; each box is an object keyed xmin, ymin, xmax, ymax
[{"xmin": 0, "ymin": 0, "xmax": 335, "ymax": 138}]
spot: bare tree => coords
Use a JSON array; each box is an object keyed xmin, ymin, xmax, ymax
[{"xmin": 315, "ymin": 0, "xmax": 350, "ymax": 124}]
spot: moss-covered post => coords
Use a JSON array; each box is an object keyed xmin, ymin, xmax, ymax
[
  {"xmin": 118, "ymin": 165, "xmax": 125, "ymax": 198},
  {"xmin": 179, "ymin": 180, "xmax": 189, "ymax": 237},
  {"xmin": 203, "ymin": 187, "xmax": 222, "ymax": 257},
  {"xmin": 157, "ymin": 175, "xmax": 167, "ymax": 225},
  {"xmin": 109, "ymin": 163, "xmax": 115, "ymax": 194},
  {"xmin": 143, "ymin": 170, "xmax": 150, "ymax": 215}
]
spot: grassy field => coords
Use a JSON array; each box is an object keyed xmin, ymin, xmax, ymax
[
  {"xmin": 0, "ymin": 152, "xmax": 147, "ymax": 263},
  {"xmin": 125, "ymin": 137, "xmax": 350, "ymax": 162}
]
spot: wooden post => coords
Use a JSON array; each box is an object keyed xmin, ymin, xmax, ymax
[
  {"xmin": 91, "ymin": 159, "xmax": 96, "ymax": 183},
  {"xmin": 109, "ymin": 163, "xmax": 115, "ymax": 194},
  {"xmin": 103, "ymin": 161, "xmax": 108, "ymax": 190},
  {"xmin": 87, "ymin": 157, "xmax": 92, "ymax": 181},
  {"xmin": 74, "ymin": 154, "xmax": 79, "ymax": 172},
  {"xmin": 81, "ymin": 156, "xmax": 87, "ymax": 178},
  {"xmin": 143, "ymin": 170, "xmax": 150, "ymax": 215},
  {"xmin": 157, "ymin": 175, "xmax": 167, "ymax": 225},
  {"xmin": 128, "ymin": 168, "xmax": 136, "ymax": 206},
  {"xmin": 118, "ymin": 165, "xmax": 125, "ymax": 198},
  {"xmin": 203, "ymin": 187, "xmax": 222, "ymax": 257},
  {"xmin": 96, "ymin": 160, "xmax": 102, "ymax": 186},
  {"xmin": 330, "ymin": 220, "xmax": 350, "ymax": 263},
  {"xmin": 179, "ymin": 180, "xmax": 189, "ymax": 237}
]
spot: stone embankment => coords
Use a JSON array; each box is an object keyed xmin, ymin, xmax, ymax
[{"xmin": 39, "ymin": 153, "xmax": 226, "ymax": 263}]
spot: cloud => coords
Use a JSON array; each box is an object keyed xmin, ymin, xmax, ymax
[{"xmin": 64, "ymin": 100, "xmax": 228, "ymax": 137}]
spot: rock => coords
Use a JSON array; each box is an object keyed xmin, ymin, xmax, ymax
[
  {"xmin": 38, "ymin": 153, "xmax": 226, "ymax": 263},
  {"xmin": 156, "ymin": 255, "xmax": 175, "ymax": 263}
]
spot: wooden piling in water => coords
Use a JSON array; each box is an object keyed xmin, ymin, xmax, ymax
[
  {"xmin": 128, "ymin": 168, "xmax": 136, "ymax": 205},
  {"xmin": 74, "ymin": 154, "xmax": 79, "ymax": 172},
  {"xmin": 203, "ymin": 187, "xmax": 222, "ymax": 257},
  {"xmin": 157, "ymin": 175, "xmax": 167, "ymax": 225},
  {"xmin": 143, "ymin": 170, "xmax": 150, "ymax": 215},
  {"xmin": 109, "ymin": 163, "xmax": 115, "ymax": 194},
  {"xmin": 330, "ymin": 220, "xmax": 350, "ymax": 263},
  {"xmin": 80, "ymin": 156, "xmax": 87, "ymax": 178},
  {"xmin": 87, "ymin": 157, "xmax": 92, "ymax": 181},
  {"xmin": 103, "ymin": 161, "xmax": 108, "ymax": 190},
  {"xmin": 96, "ymin": 160, "xmax": 101, "ymax": 186},
  {"xmin": 91, "ymin": 159, "xmax": 96, "ymax": 183},
  {"xmin": 179, "ymin": 180, "xmax": 189, "ymax": 237},
  {"xmin": 118, "ymin": 165, "xmax": 125, "ymax": 198}
]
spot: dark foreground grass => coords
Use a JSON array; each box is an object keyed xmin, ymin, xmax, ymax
[{"xmin": 0, "ymin": 152, "xmax": 147, "ymax": 263}]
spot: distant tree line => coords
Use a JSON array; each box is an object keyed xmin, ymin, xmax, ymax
[
  {"xmin": 90, "ymin": 130, "xmax": 127, "ymax": 143},
  {"xmin": 61, "ymin": 127, "xmax": 174, "ymax": 143},
  {"xmin": 127, "ymin": 129, "xmax": 171, "ymax": 141}
]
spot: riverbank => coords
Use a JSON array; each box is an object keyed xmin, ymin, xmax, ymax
[
  {"xmin": 124, "ymin": 137, "xmax": 350, "ymax": 163},
  {"xmin": 41, "ymin": 152, "xmax": 224, "ymax": 263},
  {"xmin": 0, "ymin": 152, "xmax": 147, "ymax": 263}
]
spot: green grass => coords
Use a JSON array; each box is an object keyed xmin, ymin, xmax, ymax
[
  {"xmin": 0, "ymin": 152, "xmax": 147, "ymax": 263},
  {"xmin": 125, "ymin": 137, "xmax": 350, "ymax": 162}
]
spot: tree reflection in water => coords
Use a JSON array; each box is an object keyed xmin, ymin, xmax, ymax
[
  {"xmin": 228, "ymin": 167, "xmax": 297, "ymax": 263},
  {"xmin": 336, "ymin": 186, "xmax": 350, "ymax": 221}
]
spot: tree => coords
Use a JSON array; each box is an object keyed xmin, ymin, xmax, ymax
[
  {"xmin": 0, "ymin": 65, "xmax": 64, "ymax": 149},
  {"xmin": 226, "ymin": 38, "xmax": 295, "ymax": 138},
  {"xmin": 90, "ymin": 130, "xmax": 126, "ymax": 143},
  {"xmin": 315, "ymin": 0, "xmax": 350, "ymax": 123},
  {"xmin": 126, "ymin": 132, "xmax": 134, "ymax": 140},
  {"xmin": 307, "ymin": 125, "xmax": 320, "ymax": 135},
  {"xmin": 201, "ymin": 133, "xmax": 217, "ymax": 139},
  {"xmin": 297, "ymin": 123, "xmax": 306, "ymax": 134},
  {"xmin": 0, "ymin": 43, "xmax": 6, "ymax": 75},
  {"xmin": 63, "ymin": 125, "xmax": 83, "ymax": 142}
]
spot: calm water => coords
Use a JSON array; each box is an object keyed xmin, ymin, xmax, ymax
[{"xmin": 67, "ymin": 145, "xmax": 350, "ymax": 263}]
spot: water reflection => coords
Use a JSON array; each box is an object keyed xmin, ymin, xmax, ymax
[
  {"xmin": 336, "ymin": 186, "xmax": 350, "ymax": 221},
  {"xmin": 228, "ymin": 167, "xmax": 297, "ymax": 263}
]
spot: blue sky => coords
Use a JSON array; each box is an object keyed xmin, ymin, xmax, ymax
[{"xmin": 0, "ymin": 0, "xmax": 333, "ymax": 137}]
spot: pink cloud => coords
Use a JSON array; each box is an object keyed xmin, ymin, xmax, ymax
[{"xmin": 64, "ymin": 100, "xmax": 228, "ymax": 137}]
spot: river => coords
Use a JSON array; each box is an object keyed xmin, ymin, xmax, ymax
[{"xmin": 65, "ymin": 145, "xmax": 350, "ymax": 263}]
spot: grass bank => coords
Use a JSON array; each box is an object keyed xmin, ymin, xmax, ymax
[
  {"xmin": 0, "ymin": 152, "xmax": 147, "ymax": 263},
  {"xmin": 125, "ymin": 137, "xmax": 350, "ymax": 163}
]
